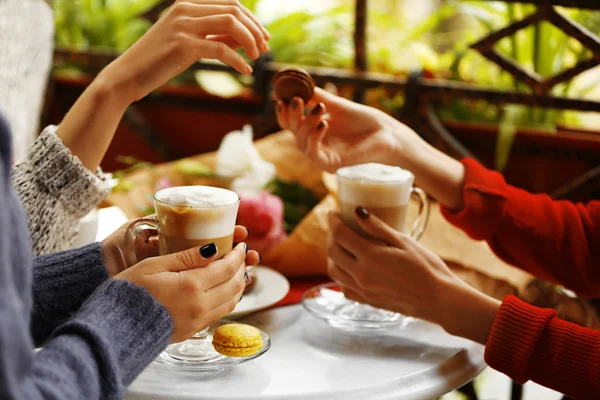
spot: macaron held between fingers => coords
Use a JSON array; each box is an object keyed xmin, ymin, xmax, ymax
[
  {"xmin": 272, "ymin": 66, "xmax": 316, "ymax": 104},
  {"xmin": 212, "ymin": 323, "xmax": 263, "ymax": 357}
]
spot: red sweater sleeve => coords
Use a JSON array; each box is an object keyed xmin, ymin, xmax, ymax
[
  {"xmin": 486, "ymin": 295, "xmax": 600, "ymax": 399},
  {"xmin": 441, "ymin": 158, "xmax": 600, "ymax": 297}
]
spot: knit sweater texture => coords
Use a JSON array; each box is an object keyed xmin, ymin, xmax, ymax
[
  {"xmin": 0, "ymin": 0, "xmax": 53, "ymax": 162},
  {"xmin": 0, "ymin": 112, "xmax": 173, "ymax": 399},
  {"xmin": 442, "ymin": 158, "xmax": 600, "ymax": 399},
  {"xmin": 12, "ymin": 126, "xmax": 112, "ymax": 255},
  {"xmin": 1, "ymin": 0, "xmax": 112, "ymax": 255}
]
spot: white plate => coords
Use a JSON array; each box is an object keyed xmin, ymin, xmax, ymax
[{"xmin": 228, "ymin": 266, "xmax": 290, "ymax": 319}]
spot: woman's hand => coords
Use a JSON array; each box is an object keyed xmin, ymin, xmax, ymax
[
  {"xmin": 115, "ymin": 242, "xmax": 253, "ymax": 343},
  {"xmin": 57, "ymin": 0, "xmax": 270, "ymax": 173},
  {"xmin": 102, "ymin": 223, "xmax": 259, "ymax": 277},
  {"xmin": 101, "ymin": 0, "xmax": 270, "ymax": 105},
  {"xmin": 275, "ymin": 88, "xmax": 416, "ymax": 173},
  {"xmin": 275, "ymin": 88, "xmax": 467, "ymax": 210},
  {"xmin": 327, "ymin": 208, "xmax": 500, "ymax": 345}
]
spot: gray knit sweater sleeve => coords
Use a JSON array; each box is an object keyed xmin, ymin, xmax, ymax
[
  {"xmin": 12, "ymin": 126, "xmax": 112, "ymax": 255},
  {"xmin": 30, "ymin": 243, "xmax": 109, "ymax": 345}
]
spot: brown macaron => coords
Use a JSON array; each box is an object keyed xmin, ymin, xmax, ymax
[{"xmin": 272, "ymin": 67, "xmax": 316, "ymax": 104}]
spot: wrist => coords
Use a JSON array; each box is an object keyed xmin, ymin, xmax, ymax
[
  {"xmin": 90, "ymin": 70, "xmax": 133, "ymax": 111},
  {"xmin": 101, "ymin": 239, "xmax": 126, "ymax": 277},
  {"xmin": 438, "ymin": 280, "xmax": 500, "ymax": 345},
  {"xmin": 389, "ymin": 125, "xmax": 466, "ymax": 210}
]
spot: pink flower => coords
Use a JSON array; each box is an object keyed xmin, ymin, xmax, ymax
[
  {"xmin": 155, "ymin": 177, "xmax": 173, "ymax": 192},
  {"xmin": 236, "ymin": 191, "xmax": 287, "ymax": 255}
]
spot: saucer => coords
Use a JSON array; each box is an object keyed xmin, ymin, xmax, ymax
[
  {"xmin": 302, "ymin": 283, "xmax": 413, "ymax": 333},
  {"xmin": 153, "ymin": 320, "xmax": 271, "ymax": 373}
]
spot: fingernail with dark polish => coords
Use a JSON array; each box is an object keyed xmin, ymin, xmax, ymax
[
  {"xmin": 244, "ymin": 243, "xmax": 248, "ymax": 254},
  {"xmin": 291, "ymin": 99, "xmax": 298, "ymax": 110},
  {"xmin": 259, "ymin": 253, "xmax": 262, "ymax": 263},
  {"xmin": 355, "ymin": 207, "xmax": 369, "ymax": 220},
  {"xmin": 240, "ymin": 294, "xmax": 244, "ymax": 302},
  {"xmin": 317, "ymin": 121, "xmax": 325, "ymax": 130},
  {"xmin": 200, "ymin": 243, "xmax": 217, "ymax": 258},
  {"xmin": 312, "ymin": 103, "xmax": 323, "ymax": 115},
  {"xmin": 244, "ymin": 272, "xmax": 249, "ymax": 283},
  {"xmin": 246, "ymin": 228, "xmax": 251, "ymax": 236}
]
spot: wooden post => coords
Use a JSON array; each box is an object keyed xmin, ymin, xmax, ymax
[{"xmin": 353, "ymin": 0, "xmax": 368, "ymax": 103}]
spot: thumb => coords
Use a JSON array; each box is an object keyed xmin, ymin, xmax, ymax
[
  {"xmin": 161, "ymin": 243, "xmax": 219, "ymax": 272},
  {"xmin": 353, "ymin": 207, "xmax": 407, "ymax": 248}
]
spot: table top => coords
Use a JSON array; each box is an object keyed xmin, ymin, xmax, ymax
[{"xmin": 127, "ymin": 305, "xmax": 486, "ymax": 400}]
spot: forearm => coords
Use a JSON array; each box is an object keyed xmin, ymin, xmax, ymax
[
  {"xmin": 6, "ymin": 280, "xmax": 172, "ymax": 400},
  {"xmin": 436, "ymin": 280, "xmax": 500, "ymax": 345},
  {"xmin": 389, "ymin": 130, "xmax": 465, "ymax": 210},
  {"xmin": 56, "ymin": 72, "xmax": 131, "ymax": 172},
  {"xmin": 31, "ymin": 243, "xmax": 109, "ymax": 345}
]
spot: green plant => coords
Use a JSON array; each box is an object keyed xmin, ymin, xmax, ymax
[
  {"xmin": 266, "ymin": 179, "xmax": 320, "ymax": 233},
  {"xmin": 53, "ymin": 0, "xmax": 161, "ymax": 52},
  {"xmin": 432, "ymin": 1, "xmax": 600, "ymax": 169}
]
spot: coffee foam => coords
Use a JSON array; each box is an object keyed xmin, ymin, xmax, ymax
[
  {"xmin": 155, "ymin": 186, "xmax": 239, "ymax": 239},
  {"xmin": 155, "ymin": 186, "xmax": 238, "ymax": 207},
  {"xmin": 336, "ymin": 163, "xmax": 414, "ymax": 207}
]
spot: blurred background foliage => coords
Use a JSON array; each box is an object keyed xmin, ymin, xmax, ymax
[{"xmin": 51, "ymin": 0, "xmax": 600, "ymax": 169}]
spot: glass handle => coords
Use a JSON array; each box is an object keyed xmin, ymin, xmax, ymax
[
  {"xmin": 408, "ymin": 187, "xmax": 430, "ymax": 241},
  {"xmin": 124, "ymin": 216, "xmax": 159, "ymax": 266}
]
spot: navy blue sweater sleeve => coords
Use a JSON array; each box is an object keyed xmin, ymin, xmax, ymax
[
  {"xmin": 0, "ymin": 113, "xmax": 173, "ymax": 400},
  {"xmin": 30, "ymin": 243, "xmax": 109, "ymax": 345}
]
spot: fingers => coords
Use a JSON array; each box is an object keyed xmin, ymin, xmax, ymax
[
  {"xmin": 288, "ymin": 97, "xmax": 306, "ymax": 133},
  {"xmin": 194, "ymin": 14, "xmax": 259, "ymax": 60},
  {"xmin": 233, "ymin": 226, "xmax": 260, "ymax": 265},
  {"xmin": 173, "ymin": 1, "xmax": 269, "ymax": 59},
  {"xmin": 233, "ymin": 225, "xmax": 250, "ymax": 242},
  {"xmin": 328, "ymin": 212, "xmax": 374, "ymax": 260},
  {"xmin": 342, "ymin": 286, "xmax": 368, "ymax": 304},
  {"xmin": 185, "ymin": 242, "xmax": 247, "ymax": 289},
  {"xmin": 304, "ymin": 120, "xmax": 330, "ymax": 165},
  {"xmin": 245, "ymin": 250, "xmax": 260, "ymax": 267},
  {"xmin": 353, "ymin": 207, "xmax": 407, "ymax": 248},
  {"xmin": 183, "ymin": 0, "xmax": 270, "ymax": 40},
  {"xmin": 193, "ymin": 38, "xmax": 252, "ymax": 74},
  {"xmin": 204, "ymin": 260, "xmax": 246, "ymax": 305},
  {"xmin": 275, "ymin": 100, "xmax": 289, "ymax": 130},
  {"xmin": 161, "ymin": 243, "xmax": 219, "ymax": 272},
  {"xmin": 327, "ymin": 259, "xmax": 357, "ymax": 288},
  {"xmin": 203, "ymin": 263, "xmax": 247, "ymax": 322},
  {"xmin": 206, "ymin": 34, "xmax": 243, "ymax": 50}
]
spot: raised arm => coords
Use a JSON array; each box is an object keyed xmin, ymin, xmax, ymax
[
  {"xmin": 11, "ymin": 1, "xmax": 270, "ymax": 254},
  {"xmin": 440, "ymin": 159, "xmax": 600, "ymax": 297}
]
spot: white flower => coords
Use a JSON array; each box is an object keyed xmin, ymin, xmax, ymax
[{"xmin": 216, "ymin": 125, "xmax": 276, "ymax": 195}]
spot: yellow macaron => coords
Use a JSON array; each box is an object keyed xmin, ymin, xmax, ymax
[{"xmin": 212, "ymin": 324, "xmax": 263, "ymax": 357}]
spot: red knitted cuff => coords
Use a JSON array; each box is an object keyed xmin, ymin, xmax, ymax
[
  {"xmin": 441, "ymin": 158, "xmax": 508, "ymax": 240},
  {"xmin": 484, "ymin": 295, "xmax": 556, "ymax": 384}
]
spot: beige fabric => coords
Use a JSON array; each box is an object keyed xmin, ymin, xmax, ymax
[{"xmin": 0, "ymin": 0, "xmax": 54, "ymax": 162}]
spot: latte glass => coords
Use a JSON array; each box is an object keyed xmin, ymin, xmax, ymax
[
  {"xmin": 334, "ymin": 163, "xmax": 430, "ymax": 328},
  {"xmin": 125, "ymin": 186, "xmax": 240, "ymax": 366}
]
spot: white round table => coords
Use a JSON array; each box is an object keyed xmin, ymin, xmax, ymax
[{"xmin": 127, "ymin": 304, "xmax": 486, "ymax": 400}]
